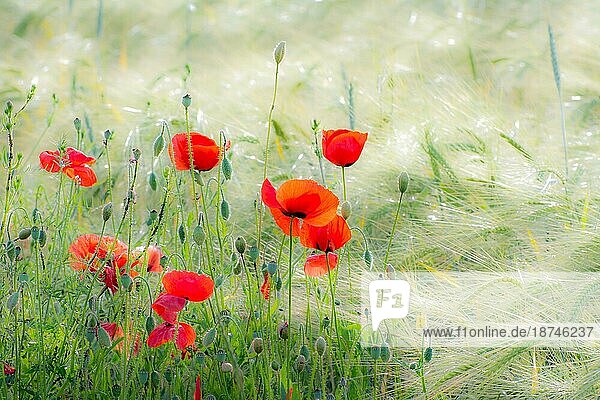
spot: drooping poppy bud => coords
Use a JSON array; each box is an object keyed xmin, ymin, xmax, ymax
[{"xmin": 399, "ymin": 171, "xmax": 409, "ymax": 193}]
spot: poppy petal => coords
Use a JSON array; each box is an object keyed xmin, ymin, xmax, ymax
[
  {"xmin": 268, "ymin": 207, "xmax": 301, "ymax": 236},
  {"xmin": 68, "ymin": 234, "xmax": 101, "ymax": 270},
  {"xmin": 304, "ymin": 253, "xmax": 338, "ymax": 277},
  {"xmin": 162, "ymin": 270, "xmax": 214, "ymax": 302},
  {"xmin": 63, "ymin": 166, "xmax": 97, "ymax": 187},
  {"xmin": 260, "ymin": 272, "xmax": 270, "ymax": 300},
  {"xmin": 300, "ymin": 215, "xmax": 351, "ymax": 252},
  {"xmin": 152, "ymin": 293, "xmax": 186, "ymax": 324},
  {"xmin": 66, "ymin": 147, "xmax": 96, "ymax": 166},
  {"xmin": 261, "ymin": 179, "xmax": 281, "ymax": 208},
  {"xmin": 175, "ymin": 322, "xmax": 196, "ymax": 350},
  {"xmin": 275, "ymin": 179, "xmax": 339, "ymax": 227},
  {"xmin": 39, "ymin": 150, "xmax": 61, "ymax": 173},
  {"xmin": 147, "ymin": 322, "xmax": 175, "ymax": 348}
]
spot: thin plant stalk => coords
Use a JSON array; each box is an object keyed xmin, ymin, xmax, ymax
[
  {"xmin": 548, "ymin": 25, "xmax": 568, "ymax": 182},
  {"xmin": 384, "ymin": 191, "xmax": 405, "ymax": 267}
]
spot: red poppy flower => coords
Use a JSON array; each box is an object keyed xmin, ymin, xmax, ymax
[
  {"xmin": 162, "ymin": 270, "xmax": 214, "ymax": 302},
  {"xmin": 39, "ymin": 147, "xmax": 97, "ymax": 186},
  {"xmin": 152, "ymin": 293, "xmax": 187, "ymax": 324},
  {"xmin": 3, "ymin": 363, "xmax": 15, "ymax": 375},
  {"xmin": 147, "ymin": 322, "xmax": 196, "ymax": 350},
  {"xmin": 132, "ymin": 245, "xmax": 164, "ymax": 273},
  {"xmin": 304, "ymin": 253, "xmax": 339, "ymax": 277},
  {"xmin": 194, "ymin": 376, "xmax": 202, "ymax": 400},
  {"xmin": 68, "ymin": 234, "xmax": 129, "ymax": 271},
  {"xmin": 261, "ymin": 179, "xmax": 339, "ymax": 236},
  {"xmin": 168, "ymin": 133, "xmax": 220, "ymax": 171},
  {"xmin": 260, "ymin": 272, "xmax": 270, "ymax": 300},
  {"xmin": 300, "ymin": 215, "xmax": 351, "ymax": 253},
  {"xmin": 322, "ymin": 129, "xmax": 368, "ymax": 167}
]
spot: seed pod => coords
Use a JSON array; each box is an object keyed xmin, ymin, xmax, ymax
[
  {"xmin": 315, "ymin": 336, "xmax": 327, "ymax": 356},
  {"xmin": 73, "ymin": 117, "xmax": 82, "ymax": 132},
  {"xmin": 182, "ymin": 94, "xmax": 192, "ymax": 108},
  {"xmin": 138, "ymin": 370, "xmax": 149, "ymax": 385},
  {"xmin": 370, "ymin": 346, "xmax": 381, "ymax": 360},
  {"xmin": 97, "ymin": 325, "xmax": 112, "ymax": 347},
  {"xmin": 251, "ymin": 337, "xmax": 263, "ymax": 354},
  {"xmin": 202, "ymin": 327, "xmax": 217, "ymax": 347},
  {"xmin": 340, "ymin": 201, "xmax": 352, "ymax": 220},
  {"xmin": 278, "ymin": 322, "xmax": 289, "ymax": 340},
  {"xmin": 363, "ymin": 249, "xmax": 373, "ymax": 270},
  {"xmin": 424, "ymin": 347, "xmax": 433, "ymax": 363},
  {"xmin": 273, "ymin": 41, "xmax": 286, "ymax": 64},
  {"xmin": 399, "ymin": 171, "xmax": 409, "ymax": 193},
  {"xmin": 215, "ymin": 349, "xmax": 227, "ymax": 362},
  {"xmin": 153, "ymin": 134, "xmax": 165, "ymax": 157},
  {"xmin": 102, "ymin": 202, "xmax": 113, "ymax": 222},
  {"xmin": 220, "ymin": 199, "xmax": 230, "ymax": 220},
  {"xmin": 235, "ymin": 236, "xmax": 246, "ymax": 254},
  {"xmin": 178, "ymin": 224, "xmax": 186, "ymax": 244},
  {"xmin": 145, "ymin": 315, "xmax": 156, "ymax": 335},
  {"xmin": 294, "ymin": 355, "xmax": 306, "ymax": 372},
  {"xmin": 193, "ymin": 224, "xmax": 205, "ymax": 246},
  {"xmin": 148, "ymin": 171, "xmax": 157, "ymax": 191},
  {"xmin": 222, "ymin": 157, "xmax": 232, "ymax": 180},
  {"xmin": 7, "ymin": 291, "xmax": 19, "ymax": 312},
  {"xmin": 18, "ymin": 228, "xmax": 31, "ymax": 240}
]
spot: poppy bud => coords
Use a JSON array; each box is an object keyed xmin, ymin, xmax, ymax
[
  {"xmin": 271, "ymin": 360, "xmax": 281, "ymax": 371},
  {"xmin": 409, "ymin": 362, "xmax": 417, "ymax": 370},
  {"xmin": 18, "ymin": 228, "xmax": 31, "ymax": 240},
  {"xmin": 132, "ymin": 148, "xmax": 141, "ymax": 162},
  {"xmin": 151, "ymin": 371, "xmax": 160, "ymax": 388},
  {"xmin": 164, "ymin": 367, "xmax": 173, "ymax": 383},
  {"xmin": 251, "ymin": 337, "xmax": 263, "ymax": 354},
  {"xmin": 145, "ymin": 315, "xmax": 156, "ymax": 335},
  {"xmin": 153, "ymin": 133, "xmax": 165, "ymax": 157},
  {"xmin": 233, "ymin": 260, "xmax": 242, "ymax": 275},
  {"xmin": 193, "ymin": 224, "xmax": 205, "ymax": 246},
  {"xmin": 102, "ymin": 202, "xmax": 112, "ymax": 222},
  {"xmin": 266, "ymin": 262, "xmax": 277, "ymax": 275},
  {"xmin": 370, "ymin": 346, "xmax": 381, "ymax": 360},
  {"xmin": 97, "ymin": 326, "xmax": 111, "ymax": 347},
  {"xmin": 278, "ymin": 322, "xmax": 289, "ymax": 340},
  {"xmin": 399, "ymin": 171, "xmax": 409, "ymax": 193},
  {"xmin": 84, "ymin": 327, "xmax": 96, "ymax": 345},
  {"xmin": 220, "ymin": 199, "xmax": 230, "ymax": 220},
  {"xmin": 215, "ymin": 349, "xmax": 227, "ymax": 362},
  {"xmin": 182, "ymin": 94, "xmax": 192, "ymax": 108},
  {"xmin": 5, "ymin": 241, "xmax": 16, "ymax": 261},
  {"xmin": 205, "ymin": 395, "xmax": 216, "ymax": 400},
  {"xmin": 363, "ymin": 249, "xmax": 373, "ymax": 269},
  {"xmin": 248, "ymin": 246, "xmax": 259, "ymax": 262},
  {"xmin": 38, "ymin": 229, "xmax": 47, "ymax": 248},
  {"xmin": 5, "ymin": 100, "xmax": 13, "ymax": 115},
  {"xmin": 424, "ymin": 347, "xmax": 433, "ymax": 363},
  {"xmin": 7, "ymin": 291, "xmax": 19, "ymax": 312},
  {"xmin": 138, "ymin": 370, "xmax": 149, "ymax": 385},
  {"xmin": 146, "ymin": 209, "xmax": 158, "ymax": 226},
  {"xmin": 275, "ymin": 276, "xmax": 282, "ymax": 291},
  {"xmin": 235, "ymin": 237, "xmax": 246, "ymax": 254},
  {"xmin": 120, "ymin": 274, "xmax": 133, "ymax": 291},
  {"xmin": 300, "ymin": 344, "xmax": 310, "ymax": 362},
  {"xmin": 202, "ymin": 327, "xmax": 217, "ymax": 347},
  {"xmin": 322, "ymin": 317, "xmax": 330, "ymax": 330},
  {"xmin": 294, "ymin": 355, "xmax": 306, "ymax": 372},
  {"xmin": 315, "ymin": 336, "xmax": 327, "ymax": 356},
  {"xmin": 340, "ymin": 201, "xmax": 352, "ymax": 220},
  {"xmin": 103, "ymin": 129, "xmax": 113, "ymax": 142},
  {"xmin": 273, "ymin": 41, "xmax": 286, "ymax": 64},
  {"xmin": 222, "ymin": 157, "xmax": 232, "ymax": 180},
  {"xmin": 178, "ymin": 224, "xmax": 186, "ymax": 244},
  {"xmin": 148, "ymin": 171, "xmax": 157, "ymax": 191}
]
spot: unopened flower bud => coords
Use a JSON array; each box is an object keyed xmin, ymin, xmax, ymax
[
  {"xmin": 193, "ymin": 224, "xmax": 205, "ymax": 246},
  {"xmin": 103, "ymin": 129, "xmax": 113, "ymax": 142},
  {"xmin": 97, "ymin": 325, "xmax": 111, "ymax": 347},
  {"xmin": 102, "ymin": 202, "xmax": 112, "ymax": 222},
  {"xmin": 273, "ymin": 41, "xmax": 286, "ymax": 64},
  {"xmin": 182, "ymin": 94, "xmax": 192, "ymax": 108},
  {"xmin": 220, "ymin": 199, "xmax": 230, "ymax": 220},
  {"xmin": 235, "ymin": 237, "xmax": 246, "ymax": 254},
  {"xmin": 222, "ymin": 157, "xmax": 232, "ymax": 180},
  {"xmin": 271, "ymin": 360, "xmax": 280, "ymax": 371},
  {"xmin": 5, "ymin": 100, "xmax": 13, "ymax": 115},
  {"xmin": 315, "ymin": 336, "xmax": 327, "ymax": 356},
  {"xmin": 145, "ymin": 315, "xmax": 156, "ymax": 334},
  {"xmin": 120, "ymin": 274, "xmax": 133, "ymax": 291},
  {"xmin": 221, "ymin": 362, "xmax": 233, "ymax": 373},
  {"xmin": 132, "ymin": 148, "xmax": 141, "ymax": 161},
  {"xmin": 18, "ymin": 228, "xmax": 31, "ymax": 240},
  {"xmin": 340, "ymin": 201, "xmax": 351, "ymax": 220},
  {"xmin": 251, "ymin": 337, "xmax": 263, "ymax": 354},
  {"xmin": 294, "ymin": 355, "xmax": 306, "ymax": 372},
  {"xmin": 363, "ymin": 249, "xmax": 373, "ymax": 269},
  {"xmin": 300, "ymin": 344, "xmax": 310, "ymax": 362},
  {"xmin": 370, "ymin": 345, "xmax": 381, "ymax": 360},
  {"xmin": 73, "ymin": 117, "xmax": 82, "ymax": 132},
  {"xmin": 178, "ymin": 224, "xmax": 186, "ymax": 244},
  {"xmin": 399, "ymin": 171, "xmax": 409, "ymax": 193},
  {"xmin": 148, "ymin": 171, "xmax": 157, "ymax": 191},
  {"xmin": 248, "ymin": 246, "xmax": 259, "ymax": 262},
  {"xmin": 38, "ymin": 229, "xmax": 47, "ymax": 248},
  {"xmin": 278, "ymin": 321, "xmax": 289, "ymax": 340},
  {"xmin": 153, "ymin": 133, "xmax": 165, "ymax": 157},
  {"xmin": 424, "ymin": 347, "xmax": 433, "ymax": 363},
  {"xmin": 266, "ymin": 262, "xmax": 277, "ymax": 275},
  {"xmin": 202, "ymin": 327, "xmax": 217, "ymax": 347}
]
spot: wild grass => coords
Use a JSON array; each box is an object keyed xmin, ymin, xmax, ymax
[{"xmin": 0, "ymin": 0, "xmax": 599, "ymax": 399}]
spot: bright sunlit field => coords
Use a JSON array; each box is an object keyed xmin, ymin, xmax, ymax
[{"xmin": 1, "ymin": 1, "xmax": 599, "ymax": 399}]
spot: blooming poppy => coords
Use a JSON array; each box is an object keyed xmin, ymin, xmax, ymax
[
  {"xmin": 162, "ymin": 270, "xmax": 214, "ymax": 302},
  {"xmin": 152, "ymin": 293, "xmax": 187, "ymax": 324},
  {"xmin": 260, "ymin": 272, "xmax": 270, "ymax": 300},
  {"xmin": 168, "ymin": 132, "xmax": 220, "ymax": 171},
  {"xmin": 131, "ymin": 245, "xmax": 164, "ymax": 273},
  {"xmin": 304, "ymin": 253, "xmax": 339, "ymax": 277},
  {"xmin": 68, "ymin": 234, "xmax": 128, "ymax": 271},
  {"xmin": 261, "ymin": 179, "xmax": 339, "ymax": 236},
  {"xmin": 322, "ymin": 129, "xmax": 368, "ymax": 167},
  {"xmin": 147, "ymin": 322, "xmax": 196, "ymax": 350},
  {"xmin": 299, "ymin": 215, "xmax": 351, "ymax": 253},
  {"xmin": 39, "ymin": 147, "xmax": 97, "ymax": 186}
]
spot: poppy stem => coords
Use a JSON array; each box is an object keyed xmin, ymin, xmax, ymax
[
  {"xmin": 341, "ymin": 166, "xmax": 347, "ymax": 201},
  {"xmin": 184, "ymin": 102, "xmax": 201, "ymax": 219},
  {"xmin": 287, "ymin": 217, "xmax": 294, "ymax": 394},
  {"xmin": 326, "ymin": 253, "xmax": 345, "ymax": 384},
  {"xmin": 384, "ymin": 191, "xmax": 404, "ymax": 267}
]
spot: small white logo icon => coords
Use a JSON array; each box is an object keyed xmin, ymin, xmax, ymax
[{"xmin": 369, "ymin": 280, "xmax": 411, "ymax": 331}]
